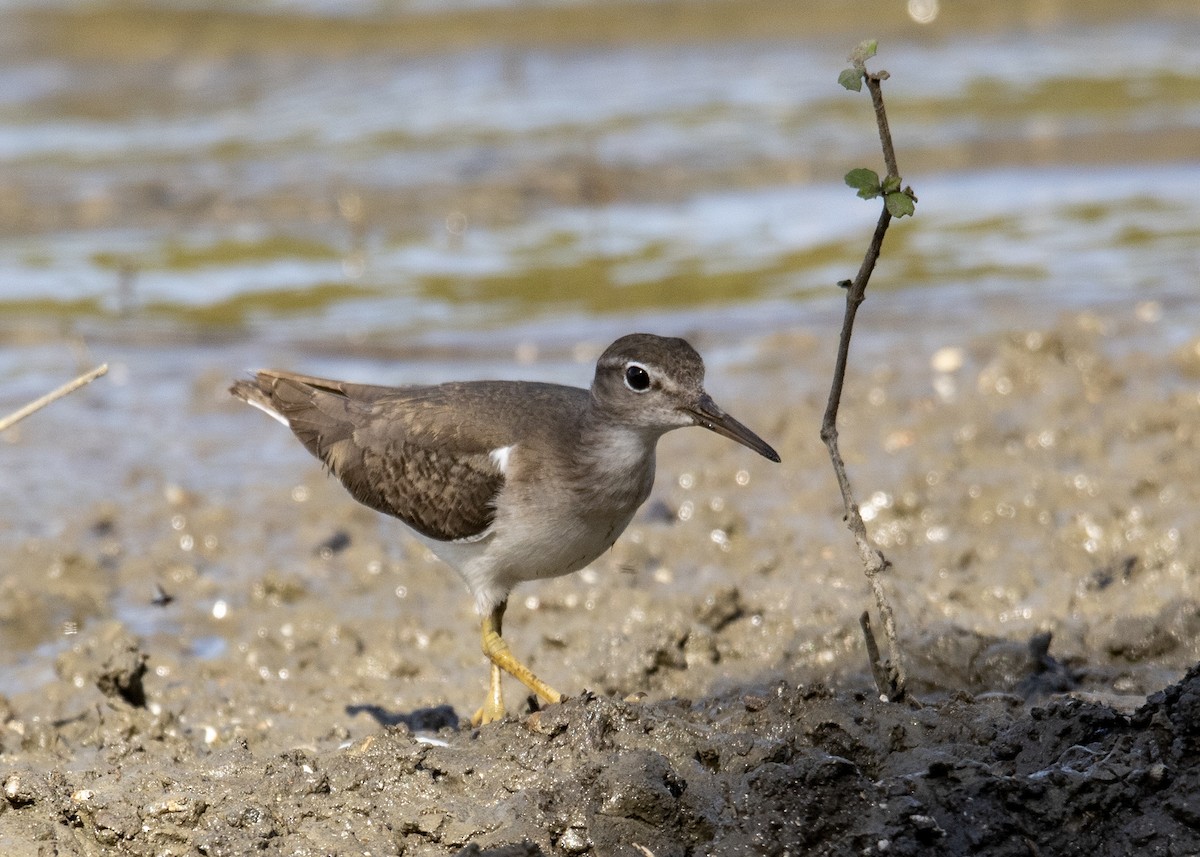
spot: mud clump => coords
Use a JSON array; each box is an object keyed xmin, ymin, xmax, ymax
[
  {"xmin": 2, "ymin": 669, "xmax": 1200, "ymax": 855},
  {"xmin": 56, "ymin": 621, "xmax": 150, "ymax": 708}
]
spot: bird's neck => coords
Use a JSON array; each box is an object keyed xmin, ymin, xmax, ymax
[{"xmin": 571, "ymin": 406, "xmax": 661, "ymax": 511}]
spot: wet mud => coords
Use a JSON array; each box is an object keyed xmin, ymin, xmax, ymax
[{"xmin": 3, "ymin": 303, "xmax": 1200, "ymax": 855}]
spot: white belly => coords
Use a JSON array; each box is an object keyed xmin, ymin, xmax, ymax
[{"xmin": 416, "ymin": 500, "xmax": 639, "ymax": 616}]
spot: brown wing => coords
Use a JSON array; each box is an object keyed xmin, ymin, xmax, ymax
[{"xmin": 233, "ymin": 371, "xmax": 506, "ymax": 542}]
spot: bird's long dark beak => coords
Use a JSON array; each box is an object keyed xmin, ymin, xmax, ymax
[{"xmin": 688, "ymin": 393, "xmax": 780, "ymax": 463}]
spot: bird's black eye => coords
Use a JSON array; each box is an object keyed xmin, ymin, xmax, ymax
[{"xmin": 624, "ymin": 364, "xmax": 651, "ymax": 392}]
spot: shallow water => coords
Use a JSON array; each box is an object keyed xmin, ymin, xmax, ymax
[
  {"xmin": 1, "ymin": 0, "xmax": 1199, "ymax": 697},
  {"xmin": 3, "ymin": 1, "xmax": 1196, "ymax": 332}
]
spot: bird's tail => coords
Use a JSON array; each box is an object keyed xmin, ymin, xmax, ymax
[
  {"xmin": 230, "ymin": 371, "xmax": 365, "ymax": 468},
  {"xmin": 230, "ymin": 376, "xmax": 289, "ymax": 426}
]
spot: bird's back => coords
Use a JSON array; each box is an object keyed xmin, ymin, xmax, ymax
[{"xmin": 231, "ymin": 371, "xmax": 591, "ymax": 542}]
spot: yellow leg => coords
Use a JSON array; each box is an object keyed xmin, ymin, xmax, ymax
[
  {"xmin": 472, "ymin": 663, "xmax": 506, "ymax": 727},
  {"xmin": 471, "ymin": 601, "xmax": 564, "ymax": 726}
]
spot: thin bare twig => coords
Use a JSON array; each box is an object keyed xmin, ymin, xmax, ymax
[
  {"xmin": 868, "ymin": 74, "xmax": 900, "ymax": 179},
  {"xmin": 821, "ymin": 63, "xmax": 911, "ymax": 702},
  {"xmin": 0, "ymin": 364, "xmax": 109, "ymax": 433},
  {"xmin": 859, "ymin": 611, "xmax": 891, "ymax": 697}
]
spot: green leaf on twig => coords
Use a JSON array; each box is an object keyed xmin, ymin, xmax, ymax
[
  {"xmin": 885, "ymin": 191, "xmax": 916, "ymax": 218},
  {"xmin": 840, "ymin": 40, "xmax": 878, "ymax": 91},
  {"xmin": 844, "ymin": 168, "xmax": 881, "ymax": 199},
  {"xmin": 881, "ymin": 175, "xmax": 902, "ymax": 194},
  {"xmin": 850, "ymin": 39, "xmax": 878, "ymax": 67}
]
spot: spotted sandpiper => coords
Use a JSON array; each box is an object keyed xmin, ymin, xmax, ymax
[{"xmin": 231, "ymin": 333, "xmax": 779, "ymax": 725}]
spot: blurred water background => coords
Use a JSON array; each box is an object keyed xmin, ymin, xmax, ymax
[{"xmin": 2, "ymin": 0, "xmax": 1198, "ymax": 539}]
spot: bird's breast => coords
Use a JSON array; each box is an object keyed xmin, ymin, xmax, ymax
[{"xmin": 483, "ymin": 429, "xmax": 656, "ymax": 578}]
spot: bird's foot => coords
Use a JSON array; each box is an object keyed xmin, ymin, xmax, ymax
[
  {"xmin": 471, "ymin": 662, "xmax": 508, "ymax": 727},
  {"xmin": 471, "ymin": 699, "xmax": 507, "ymax": 727}
]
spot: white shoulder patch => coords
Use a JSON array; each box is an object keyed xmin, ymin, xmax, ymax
[{"xmin": 489, "ymin": 444, "xmax": 514, "ymax": 474}]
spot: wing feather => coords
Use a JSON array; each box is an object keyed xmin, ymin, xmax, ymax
[{"xmin": 235, "ymin": 371, "xmax": 507, "ymax": 541}]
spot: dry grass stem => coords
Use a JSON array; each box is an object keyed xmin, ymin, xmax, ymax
[{"xmin": 0, "ymin": 364, "xmax": 109, "ymax": 433}]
